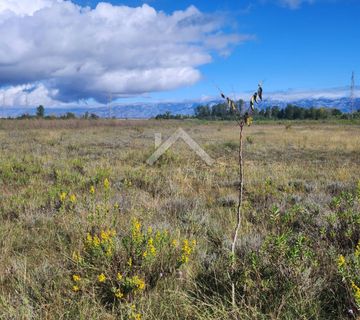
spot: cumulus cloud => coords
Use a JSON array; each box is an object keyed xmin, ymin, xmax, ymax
[
  {"xmin": 0, "ymin": 0, "xmax": 249, "ymax": 106},
  {"xmin": 0, "ymin": 83, "xmax": 60, "ymax": 107},
  {"xmin": 0, "ymin": 0, "xmax": 57, "ymax": 17}
]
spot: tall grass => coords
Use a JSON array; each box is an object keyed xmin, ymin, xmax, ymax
[{"xmin": 0, "ymin": 120, "xmax": 359, "ymax": 319}]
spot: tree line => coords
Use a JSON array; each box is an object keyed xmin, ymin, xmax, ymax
[
  {"xmin": 191, "ymin": 102, "xmax": 359, "ymax": 120},
  {"xmin": 155, "ymin": 102, "xmax": 360, "ymax": 121},
  {"xmin": 11, "ymin": 105, "xmax": 100, "ymax": 120}
]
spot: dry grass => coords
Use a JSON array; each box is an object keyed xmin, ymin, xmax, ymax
[{"xmin": 0, "ymin": 119, "xmax": 359, "ymax": 319}]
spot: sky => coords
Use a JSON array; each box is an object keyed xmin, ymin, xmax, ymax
[{"xmin": 0, "ymin": 0, "xmax": 359, "ymax": 108}]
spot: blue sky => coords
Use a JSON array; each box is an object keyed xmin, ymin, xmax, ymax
[
  {"xmin": 0, "ymin": 0, "xmax": 359, "ymax": 107},
  {"xmin": 71, "ymin": 0, "xmax": 360, "ymax": 101}
]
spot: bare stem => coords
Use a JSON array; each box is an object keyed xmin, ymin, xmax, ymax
[{"xmin": 231, "ymin": 122, "xmax": 244, "ymax": 307}]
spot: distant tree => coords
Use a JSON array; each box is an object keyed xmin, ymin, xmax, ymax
[
  {"xmin": 61, "ymin": 112, "xmax": 76, "ymax": 119},
  {"xmin": 155, "ymin": 111, "xmax": 191, "ymax": 120},
  {"xmin": 331, "ymin": 108, "xmax": 342, "ymax": 117},
  {"xmin": 293, "ymin": 106, "xmax": 305, "ymax": 119},
  {"xmin": 264, "ymin": 107, "xmax": 271, "ymax": 118},
  {"xmin": 271, "ymin": 106, "xmax": 280, "ymax": 119},
  {"xmin": 284, "ymin": 104, "xmax": 295, "ymax": 119},
  {"xmin": 211, "ymin": 103, "xmax": 228, "ymax": 119},
  {"xmin": 195, "ymin": 105, "xmax": 211, "ymax": 118},
  {"xmin": 90, "ymin": 113, "xmax": 99, "ymax": 119},
  {"xmin": 36, "ymin": 105, "xmax": 45, "ymax": 118},
  {"xmin": 317, "ymin": 107, "xmax": 328, "ymax": 119},
  {"xmin": 18, "ymin": 113, "xmax": 33, "ymax": 119}
]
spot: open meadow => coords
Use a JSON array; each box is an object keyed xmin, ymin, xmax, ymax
[{"xmin": 0, "ymin": 119, "xmax": 360, "ymax": 319}]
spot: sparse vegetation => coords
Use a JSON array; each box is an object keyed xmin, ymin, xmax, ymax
[{"xmin": 0, "ymin": 119, "xmax": 359, "ymax": 319}]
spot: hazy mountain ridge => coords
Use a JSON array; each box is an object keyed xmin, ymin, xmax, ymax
[{"xmin": 2, "ymin": 97, "xmax": 359, "ymax": 119}]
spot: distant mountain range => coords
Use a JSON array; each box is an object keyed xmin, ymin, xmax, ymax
[{"xmin": 1, "ymin": 96, "xmax": 359, "ymax": 119}]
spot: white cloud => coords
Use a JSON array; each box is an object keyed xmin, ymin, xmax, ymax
[
  {"xmin": 0, "ymin": 0, "xmax": 57, "ymax": 17},
  {"xmin": 0, "ymin": 83, "xmax": 60, "ymax": 107},
  {"xmin": 265, "ymin": 87, "xmax": 358, "ymax": 100},
  {"xmin": 0, "ymin": 0, "xmax": 248, "ymax": 106},
  {"xmin": 278, "ymin": 0, "xmax": 315, "ymax": 9}
]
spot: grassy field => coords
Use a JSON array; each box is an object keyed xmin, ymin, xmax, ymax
[{"xmin": 0, "ymin": 119, "xmax": 360, "ymax": 319}]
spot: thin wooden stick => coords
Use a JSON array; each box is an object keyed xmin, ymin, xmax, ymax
[{"xmin": 231, "ymin": 121, "xmax": 244, "ymax": 307}]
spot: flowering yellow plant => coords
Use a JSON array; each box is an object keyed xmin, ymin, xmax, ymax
[
  {"xmin": 69, "ymin": 194, "xmax": 76, "ymax": 203},
  {"xmin": 59, "ymin": 192, "xmax": 67, "ymax": 202},
  {"xmin": 72, "ymin": 274, "xmax": 81, "ymax": 282},
  {"xmin": 98, "ymin": 273, "xmax": 106, "ymax": 283},
  {"xmin": 103, "ymin": 178, "xmax": 110, "ymax": 190}
]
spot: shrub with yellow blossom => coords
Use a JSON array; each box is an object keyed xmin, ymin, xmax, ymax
[
  {"xmin": 85, "ymin": 229, "xmax": 116, "ymax": 260},
  {"xmin": 338, "ymin": 241, "xmax": 360, "ymax": 309},
  {"xmin": 69, "ymin": 218, "xmax": 196, "ymax": 309}
]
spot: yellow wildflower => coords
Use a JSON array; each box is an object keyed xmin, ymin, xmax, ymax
[
  {"xmin": 69, "ymin": 194, "xmax": 76, "ymax": 203},
  {"xmin": 90, "ymin": 185, "xmax": 95, "ymax": 194},
  {"xmin": 72, "ymin": 251, "xmax": 82, "ymax": 263},
  {"xmin": 149, "ymin": 245, "xmax": 156, "ymax": 255},
  {"xmin": 143, "ymin": 237, "xmax": 156, "ymax": 259},
  {"xmin": 351, "ymin": 281, "xmax": 360, "ymax": 305},
  {"xmin": 132, "ymin": 218, "xmax": 142, "ymax": 241},
  {"xmin": 172, "ymin": 239, "xmax": 178, "ymax": 247},
  {"xmin": 181, "ymin": 255, "xmax": 189, "ymax": 264},
  {"xmin": 355, "ymin": 241, "xmax": 360, "ymax": 258},
  {"xmin": 351, "ymin": 281, "xmax": 360, "ymax": 291},
  {"xmin": 93, "ymin": 235, "xmax": 100, "ymax": 247},
  {"xmin": 132, "ymin": 276, "xmax": 145, "ymax": 291},
  {"xmin": 181, "ymin": 239, "xmax": 193, "ymax": 264},
  {"xmin": 104, "ymin": 178, "xmax": 110, "ymax": 190},
  {"xmin": 183, "ymin": 240, "xmax": 192, "ymax": 254},
  {"xmin": 72, "ymin": 285, "xmax": 80, "ymax": 292},
  {"xmin": 59, "ymin": 192, "xmax": 67, "ymax": 202},
  {"xmin": 98, "ymin": 273, "xmax": 106, "ymax": 283},
  {"xmin": 338, "ymin": 255, "xmax": 346, "ymax": 268},
  {"xmin": 129, "ymin": 305, "xmax": 141, "ymax": 319},
  {"xmin": 117, "ymin": 272, "xmax": 123, "ymax": 281},
  {"xmin": 106, "ymin": 247, "xmax": 113, "ymax": 257},
  {"xmin": 127, "ymin": 257, "xmax": 132, "ymax": 267},
  {"xmin": 133, "ymin": 219, "xmax": 141, "ymax": 232},
  {"xmin": 100, "ymin": 230, "xmax": 109, "ymax": 241},
  {"xmin": 86, "ymin": 233, "xmax": 92, "ymax": 245},
  {"xmin": 72, "ymin": 274, "xmax": 81, "ymax": 282},
  {"xmin": 114, "ymin": 289, "xmax": 124, "ymax": 299}
]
